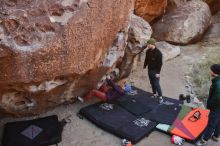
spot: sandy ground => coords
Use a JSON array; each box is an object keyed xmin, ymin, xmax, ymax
[{"xmin": 0, "ymin": 43, "xmax": 220, "ymax": 146}]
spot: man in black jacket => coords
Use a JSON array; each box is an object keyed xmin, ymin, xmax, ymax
[
  {"xmin": 144, "ymin": 38, "xmax": 163, "ymax": 103},
  {"xmin": 196, "ymin": 64, "xmax": 220, "ymax": 146}
]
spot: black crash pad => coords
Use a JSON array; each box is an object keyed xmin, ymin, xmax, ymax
[
  {"xmin": 80, "ymin": 102, "xmax": 136, "ymax": 132},
  {"xmin": 118, "ymin": 87, "xmax": 183, "ymax": 125},
  {"xmin": 80, "ymin": 87, "xmax": 183, "ymax": 144},
  {"xmin": 143, "ymin": 103, "xmax": 182, "ymax": 125},
  {"xmin": 2, "ymin": 115, "xmax": 63, "ymax": 146},
  {"xmin": 119, "ymin": 98, "xmax": 152, "ymax": 116},
  {"xmin": 80, "ymin": 102, "xmax": 157, "ymax": 144},
  {"xmin": 118, "ymin": 117, "xmax": 157, "ymax": 143}
]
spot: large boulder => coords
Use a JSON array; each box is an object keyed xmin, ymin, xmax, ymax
[
  {"xmin": 156, "ymin": 41, "xmax": 180, "ymax": 61},
  {"xmin": 134, "ymin": 0, "xmax": 167, "ymax": 22},
  {"xmin": 153, "ymin": 0, "xmax": 212, "ymax": 45},
  {"xmin": 203, "ymin": 12, "xmax": 220, "ymax": 43},
  {"xmin": 0, "ymin": 0, "xmax": 133, "ymax": 116},
  {"xmin": 117, "ymin": 14, "xmax": 152, "ymax": 79},
  {"xmin": 168, "ymin": 0, "xmax": 220, "ymax": 14},
  {"xmin": 168, "ymin": 0, "xmax": 215, "ymax": 7}
]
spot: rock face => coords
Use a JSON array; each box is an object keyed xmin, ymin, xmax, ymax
[
  {"xmin": 153, "ymin": 0, "xmax": 212, "ymax": 45},
  {"xmin": 156, "ymin": 41, "xmax": 180, "ymax": 61},
  {"xmin": 168, "ymin": 0, "xmax": 188, "ymax": 8},
  {"xmin": 168, "ymin": 0, "xmax": 215, "ymax": 7},
  {"xmin": 134, "ymin": 0, "xmax": 167, "ymax": 22},
  {"xmin": 168, "ymin": 0, "xmax": 220, "ymax": 14},
  {"xmin": 117, "ymin": 14, "xmax": 152, "ymax": 79},
  {"xmin": 208, "ymin": 0, "xmax": 220, "ymax": 14},
  {"xmin": 203, "ymin": 12, "xmax": 220, "ymax": 43},
  {"xmin": 0, "ymin": 0, "xmax": 133, "ymax": 116}
]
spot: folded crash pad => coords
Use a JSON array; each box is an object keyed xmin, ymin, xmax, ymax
[
  {"xmin": 2, "ymin": 115, "xmax": 64, "ymax": 146},
  {"xmin": 80, "ymin": 102, "xmax": 157, "ymax": 144},
  {"xmin": 169, "ymin": 106, "xmax": 209, "ymax": 140}
]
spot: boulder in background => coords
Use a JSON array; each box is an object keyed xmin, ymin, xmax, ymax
[{"xmin": 153, "ymin": 0, "xmax": 212, "ymax": 45}]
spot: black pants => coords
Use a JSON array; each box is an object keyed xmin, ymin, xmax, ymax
[
  {"xmin": 148, "ymin": 70, "xmax": 162, "ymax": 96},
  {"xmin": 203, "ymin": 110, "xmax": 220, "ymax": 140}
]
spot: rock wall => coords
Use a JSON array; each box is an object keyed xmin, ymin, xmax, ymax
[
  {"xmin": 134, "ymin": 0, "xmax": 168, "ymax": 22},
  {"xmin": 0, "ymin": 0, "xmax": 134, "ymax": 116}
]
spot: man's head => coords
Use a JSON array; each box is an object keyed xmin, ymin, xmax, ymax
[
  {"xmin": 147, "ymin": 38, "xmax": 156, "ymax": 49},
  {"xmin": 210, "ymin": 64, "xmax": 220, "ymax": 77}
]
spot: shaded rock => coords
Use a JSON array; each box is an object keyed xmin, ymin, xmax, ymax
[
  {"xmin": 208, "ymin": 0, "xmax": 220, "ymax": 14},
  {"xmin": 168, "ymin": 0, "xmax": 215, "ymax": 7},
  {"xmin": 118, "ymin": 14, "xmax": 152, "ymax": 79},
  {"xmin": 153, "ymin": 0, "xmax": 212, "ymax": 45},
  {"xmin": 103, "ymin": 32, "xmax": 126, "ymax": 68},
  {"xmin": 168, "ymin": 0, "xmax": 220, "ymax": 14},
  {"xmin": 156, "ymin": 41, "xmax": 181, "ymax": 61},
  {"xmin": 167, "ymin": 0, "xmax": 188, "ymax": 9},
  {"xmin": 134, "ymin": 0, "xmax": 167, "ymax": 22},
  {"xmin": 203, "ymin": 11, "xmax": 220, "ymax": 43},
  {"xmin": 0, "ymin": 0, "xmax": 133, "ymax": 116}
]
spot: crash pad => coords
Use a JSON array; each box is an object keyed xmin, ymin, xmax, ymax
[
  {"xmin": 2, "ymin": 115, "xmax": 64, "ymax": 146},
  {"xmin": 169, "ymin": 106, "xmax": 209, "ymax": 140},
  {"xmin": 80, "ymin": 102, "xmax": 157, "ymax": 144}
]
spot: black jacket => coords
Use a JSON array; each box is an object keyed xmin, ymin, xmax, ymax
[
  {"xmin": 207, "ymin": 76, "xmax": 220, "ymax": 112},
  {"xmin": 144, "ymin": 48, "xmax": 163, "ymax": 73}
]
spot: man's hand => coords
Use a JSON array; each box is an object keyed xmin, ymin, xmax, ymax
[{"xmin": 156, "ymin": 74, "xmax": 160, "ymax": 78}]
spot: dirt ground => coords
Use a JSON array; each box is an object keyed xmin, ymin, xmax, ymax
[{"xmin": 0, "ymin": 43, "xmax": 220, "ymax": 146}]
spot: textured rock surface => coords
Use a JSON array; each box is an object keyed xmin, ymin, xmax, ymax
[
  {"xmin": 127, "ymin": 14, "xmax": 152, "ymax": 50},
  {"xmin": 168, "ymin": 0, "xmax": 220, "ymax": 14},
  {"xmin": 117, "ymin": 14, "xmax": 152, "ymax": 79},
  {"xmin": 208, "ymin": 0, "xmax": 220, "ymax": 14},
  {"xmin": 0, "ymin": 0, "xmax": 133, "ymax": 116},
  {"xmin": 134, "ymin": 0, "xmax": 167, "ymax": 22},
  {"xmin": 153, "ymin": 0, "xmax": 212, "ymax": 45},
  {"xmin": 203, "ymin": 12, "xmax": 220, "ymax": 42},
  {"xmin": 156, "ymin": 41, "xmax": 180, "ymax": 61},
  {"xmin": 168, "ymin": 0, "xmax": 215, "ymax": 7}
]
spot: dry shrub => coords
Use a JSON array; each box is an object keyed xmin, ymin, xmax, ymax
[{"xmin": 190, "ymin": 48, "xmax": 220, "ymax": 101}]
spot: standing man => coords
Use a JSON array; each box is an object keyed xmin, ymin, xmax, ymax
[
  {"xmin": 196, "ymin": 64, "xmax": 220, "ymax": 146},
  {"xmin": 144, "ymin": 38, "xmax": 163, "ymax": 103}
]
